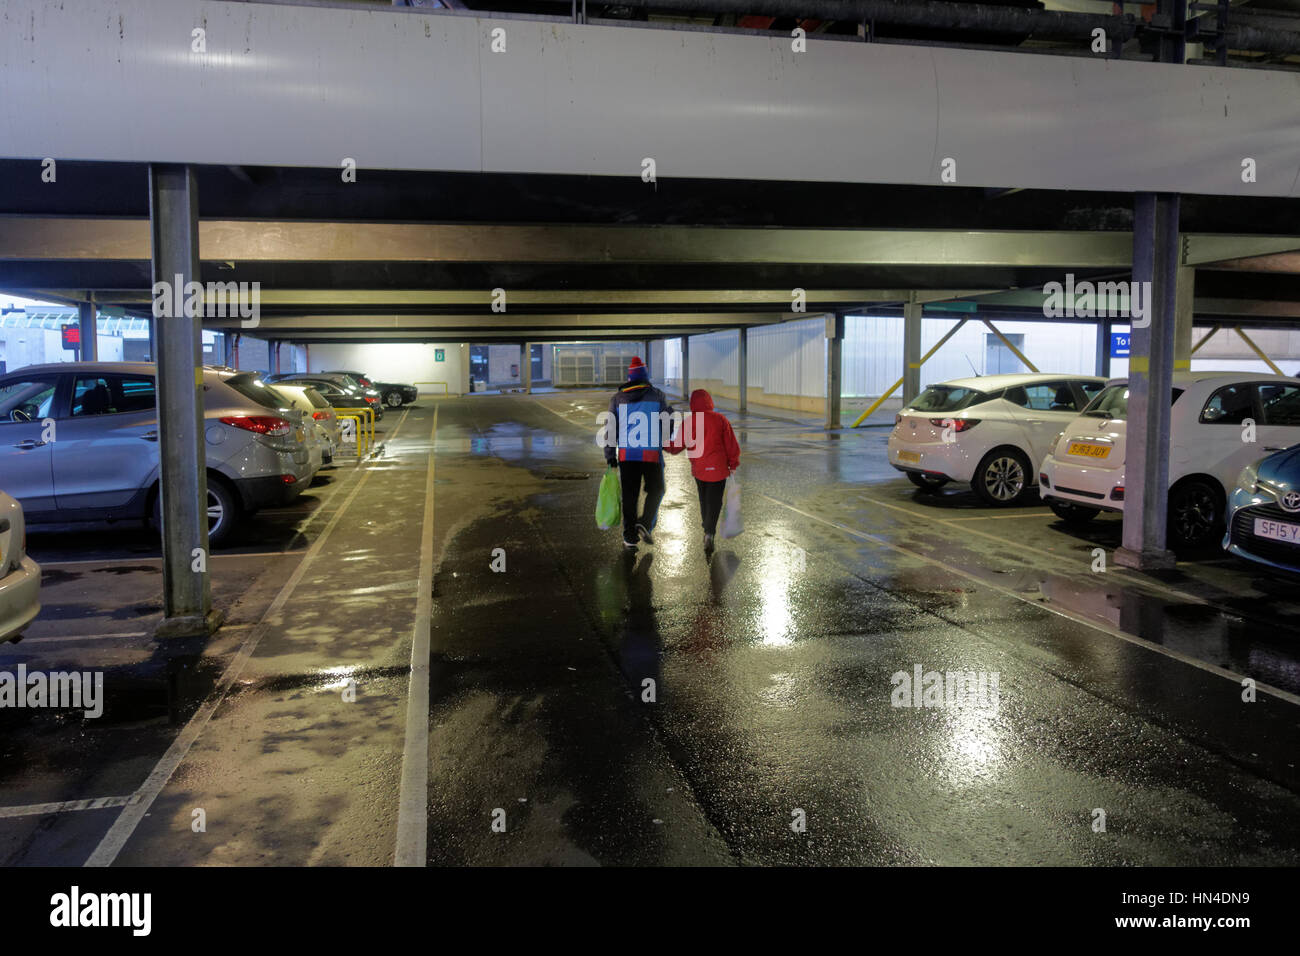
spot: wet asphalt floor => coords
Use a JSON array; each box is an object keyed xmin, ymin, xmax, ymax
[{"xmin": 2, "ymin": 392, "xmax": 1299, "ymax": 866}]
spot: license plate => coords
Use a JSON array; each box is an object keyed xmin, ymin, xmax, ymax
[
  {"xmin": 1254, "ymin": 517, "xmax": 1300, "ymax": 543},
  {"xmin": 897, "ymin": 450, "xmax": 921, "ymax": 464},
  {"xmin": 1068, "ymin": 441, "xmax": 1110, "ymax": 458}
]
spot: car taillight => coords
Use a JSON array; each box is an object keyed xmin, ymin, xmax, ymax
[
  {"xmin": 312, "ymin": 411, "xmax": 330, "ymax": 420},
  {"xmin": 1110, "ymin": 485, "xmax": 1125, "ymax": 501},
  {"xmin": 281, "ymin": 474, "xmax": 297, "ymax": 485},
  {"xmin": 220, "ymin": 415, "xmax": 292, "ymax": 437},
  {"xmin": 929, "ymin": 418, "xmax": 979, "ymax": 431},
  {"xmin": 364, "ymin": 396, "xmax": 378, "ymax": 404},
  {"xmin": 1040, "ymin": 473, "xmax": 1050, "ymax": 488}
]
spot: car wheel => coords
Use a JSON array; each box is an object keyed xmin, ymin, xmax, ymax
[
  {"xmin": 151, "ymin": 479, "xmax": 240, "ymax": 547},
  {"xmin": 1048, "ymin": 499, "xmax": 1101, "ymax": 527},
  {"xmin": 972, "ymin": 448, "xmax": 1031, "ymax": 506},
  {"xmin": 906, "ymin": 472, "xmax": 949, "ymax": 491},
  {"xmin": 1168, "ymin": 478, "xmax": 1223, "ymax": 550},
  {"xmin": 385, "ymin": 390, "xmax": 403, "ymax": 408}
]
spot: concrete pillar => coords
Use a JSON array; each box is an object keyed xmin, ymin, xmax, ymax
[
  {"xmin": 643, "ymin": 339, "xmax": 651, "ymax": 377},
  {"xmin": 460, "ymin": 342, "xmax": 471, "ymax": 395},
  {"xmin": 738, "ymin": 327, "xmax": 748, "ymax": 414},
  {"xmin": 1174, "ymin": 266, "xmax": 1194, "ymax": 371},
  {"xmin": 1115, "ymin": 192, "xmax": 1179, "ymax": 571},
  {"xmin": 903, "ymin": 295, "xmax": 923, "ymax": 405},
  {"xmin": 78, "ymin": 299, "xmax": 98, "ymax": 361},
  {"xmin": 681, "ymin": 335, "xmax": 690, "ymax": 400},
  {"xmin": 149, "ymin": 164, "xmax": 217, "ymax": 637},
  {"xmin": 1095, "ymin": 318, "xmax": 1113, "ymax": 379},
  {"xmin": 222, "ymin": 333, "xmax": 234, "ymax": 368},
  {"xmin": 273, "ymin": 341, "xmax": 282, "ymax": 375},
  {"xmin": 522, "ymin": 342, "xmax": 532, "ymax": 393},
  {"xmin": 825, "ymin": 313, "xmax": 843, "ymax": 429}
]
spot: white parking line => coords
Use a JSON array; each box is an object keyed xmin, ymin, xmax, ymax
[
  {"xmin": 0, "ymin": 795, "xmax": 136, "ymax": 819},
  {"xmin": 83, "ymin": 450, "xmax": 379, "ymax": 867},
  {"xmin": 395, "ymin": 406, "xmax": 438, "ymax": 867},
  {"xmin": 13, "ymin": 631, "xmax": 148, "ymax": 644},
  {"xmin": 757, "ymin": 490, "xmax": 1300, "ymax": 708}
]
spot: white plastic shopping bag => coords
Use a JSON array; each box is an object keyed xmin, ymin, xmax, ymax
[{"xmin": 720, "ymin": 475, "xmax": 743, "ymax": 539}]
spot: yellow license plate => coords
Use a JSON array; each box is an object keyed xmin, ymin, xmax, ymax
[
  {"xmin": 898, "ymin": 450, "xmax": 921, "ymax": 463},
  {"xmin": 1068, "ymin": 442, "xmax": 1109, "ymax": 458}
]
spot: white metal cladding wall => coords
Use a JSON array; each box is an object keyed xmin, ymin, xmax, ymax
[
  {"xmin": 6, "ymin": 0, "xmax": 1300, "ymax": 195},
  {"xmin": 843, "ymin": 316, "xmax": 1103, "ymax": 396},
  {"xmin": 747, "ymin": 319, "xmax": 826, "ymax": 398},
  {"xmin": 684, "ymin": 330, "xmax": 741, "ymax": 387}
]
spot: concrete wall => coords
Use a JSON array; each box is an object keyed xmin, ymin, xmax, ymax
[{"xmin": 0, "ymin": 328, "xmax": 126, "ymax": 373}]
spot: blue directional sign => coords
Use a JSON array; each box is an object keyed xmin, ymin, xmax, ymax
[{"xmin": 1110, "ymin": 332, "xmax": 1131, "ymax": 358}]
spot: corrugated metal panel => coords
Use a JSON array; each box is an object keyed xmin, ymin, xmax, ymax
[{"xmin": 5, "ymin": 0, "xmax": 1300, "ymax": 195}]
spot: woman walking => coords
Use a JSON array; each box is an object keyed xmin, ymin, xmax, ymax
[{"xmin": 666, "ymin": 389, "xmax": 740, "ymax": 550}]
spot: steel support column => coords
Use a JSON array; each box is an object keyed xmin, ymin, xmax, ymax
[
  {"xmin": 1095, "ymin": 317, "xmax": 1113, "ymax": 378},
  {"xmin": 1174, "ymin": 266, "xmax": 1194, "ymax": 370},
  {"xmin": 902, "ymin": 295, "xmax": 922, "ymax": 405},
  {"xmin": 643, "ymin": 339, "xmax": 651, "ymax": 377},
  {"xmin": 522, "ymin": 342, "xmax": 532, "ymax": 393},
  {"xmin": 681, "ymin": 335, "xmax": 690, "ymax": 401},
  {"xmin": 825, "ymin": 313, "xmax": 844, "ymax": 429},
  {"xmin": 1116, "ymin": 193, "xmax": 1180, "ymax": 571},
  {"xmin": 78, "ymin": 299, "xmax": 98, "ymax": 361},
  {"xmin": 149, "ymin": 164, "xmax": 218, "ymax": 637},
  {"xmin": 738, "ymin": 327, "xmax": 749, "ymax": 414}
]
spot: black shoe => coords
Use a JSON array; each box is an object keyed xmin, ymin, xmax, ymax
[
  {"xmin": 636, "ymin": 523, "xmax": 654, "ymax": 545},
  {"xmin": 703, "ymin": 532, "xmax": 715, "ymax": 550},
  {"xmin": 623, "ymin": 536, "xmax": 638, "ymax": 549}
]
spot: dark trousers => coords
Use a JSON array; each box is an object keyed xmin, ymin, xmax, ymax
[
  {"xmin": 618, "ymin": 460, "xmax": 665, "ymax": 540},
  {"xmin": 696, "ymin": 477, "xmax": 727, "ymax": 535}
]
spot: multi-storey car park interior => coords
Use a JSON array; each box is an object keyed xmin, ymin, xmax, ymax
[{"xmin": 1, "ymin": 0, "xmax": 1300, "ymax": 917}]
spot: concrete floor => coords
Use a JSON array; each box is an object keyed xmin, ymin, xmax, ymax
[{"xmin": 2, "ymin": 392, "xmax": 1298, "ymax": 866}]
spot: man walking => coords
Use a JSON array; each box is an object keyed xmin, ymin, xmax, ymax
[{"xmin": 604, "ymin": 356, "xmax": 672, "ymax": 549}]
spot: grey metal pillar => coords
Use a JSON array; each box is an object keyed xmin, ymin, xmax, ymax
[
  {"xmin": 681, "ymin": 335, "xmax": 690, "ymax": 400},
  {"xmin": 78, "ymin": 299, "xmax": 98, "ymax": 362},
  {"xmin": 522, "ymin": 342, "xmax": 532, "ymax": 393},
  {"xmin": 737, "ymin": 326, "xmax": 749, "ymax": 414},
  {"xmin": 1115, "ymin": 193, "xmax": 1179, "ymax": 571},
  {"xmin": 222, "ymin": 332, "xmax": 234, "ymax": 368},
  {"xmin": 1095, "ymin": 317, "xmax": 1113, "ymax": 378},
  {"xmin": 825, "ymin": 312, "xmax": 844, "ymax": 429},
  {"xmin": 149, "ymin": 164, "xmax": 218, "ymax": 638},
  {"xmin": 903, "ymin": 295, "xmax": 923, "ymax": 404},
  {"xmin": 1174, "ymin": 266, "xmax": 1194, "ymax": 371},
  {"xmin": 643, "ymin": 339, "xmax": 652, "ymax": 377}
]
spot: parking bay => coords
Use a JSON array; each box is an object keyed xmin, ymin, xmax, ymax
[{"xmin": 2, "ymin": 396, "xmax": 1299, "ymax": 866}]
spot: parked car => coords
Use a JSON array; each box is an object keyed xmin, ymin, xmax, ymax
[
  {"xmin": 267, "ymin": 382, "xmax": 340, "ymax": 465},
  {"xmin": 268, "ymin": 373, "xmax": 384, "ymax": 421},
  {"xmin": 887, "ymin": 373, "xmax": 1107, "ymax": 505},
  {"xmin": 1039, "ymin": 371, "xmax": 1300, "ymax": 549},
  {"xmin": 0, "ymin": 362, "xmax": 315, "ymax": 546},
  {"xmin": 325, "ymin": 370, "xmax": 418, "ymax": 409},
  {"xmin": 1223, "ymin": 444, "xmax": 1300, "ymax": 573},
  {"xmin": 0, "ymin": 490, "xmax": 40, "ymax": 642}
]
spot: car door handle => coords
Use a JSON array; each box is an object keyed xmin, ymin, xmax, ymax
[
  {"xmin": 12, "ymin": 439, "xmax": 46, "ymax": 449},
  {"xmin": 139, "ymin": 431, "xmax": 159, "ymax": 442}
]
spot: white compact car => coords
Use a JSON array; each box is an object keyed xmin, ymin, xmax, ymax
[
  {"xmin": 888, "ymin": 373, "xmax": 1107, "ymax": 505},
  {"xmin": 1039, "ymin": 371, "xmax": 1300, "ymax": 549},
  {"xmin": 0, "ymin": 490, "xmax": 40, "ymax": 642}
]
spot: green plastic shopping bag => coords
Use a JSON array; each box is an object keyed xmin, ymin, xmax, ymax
[{"xmin": 596, "ymin": 466, "xmax": 622, "ymax": 530}]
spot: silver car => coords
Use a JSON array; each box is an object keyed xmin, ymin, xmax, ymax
[{"xmin": 0, "ymin": 362, "xmax": 314, "ymax": 545}]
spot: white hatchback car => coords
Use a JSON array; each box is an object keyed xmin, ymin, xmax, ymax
[
  {"xmin": 1039, "ymin": 371, "xmax": 1300, "ymax": 549},
  {"xmin": 0, "ymin": 490, "xmax": 40, "ymax": 642},
  {"xmin": 888, "ymin": 373, "xmax": 1107, "ymax": 505}
]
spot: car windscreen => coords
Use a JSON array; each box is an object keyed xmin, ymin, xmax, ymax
[
  {"xmin": 1080, "ymin": 384, "xmax": 1185, "ymax": 420},
  {"xmin": 223, "ymin": 373, "xmax": 287, "ymax": 411},
  {"xmin": 907, "ymin": 386, "xmax": 988, "ymax": 413}
]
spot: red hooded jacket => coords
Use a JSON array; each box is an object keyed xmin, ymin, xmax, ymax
[{"xmin": 665, "ymin": 389, "xmax": 740, "ymax": 481}]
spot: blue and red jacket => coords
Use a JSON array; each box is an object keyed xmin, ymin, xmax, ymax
[{"xmin": 605, "ymin": 379, "xmax": 673, "ymax": 465}]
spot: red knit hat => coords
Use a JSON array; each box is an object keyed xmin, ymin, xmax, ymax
[{"xmin": 628, "ymin": 356, "xmax": 645, "ymax": 370}]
